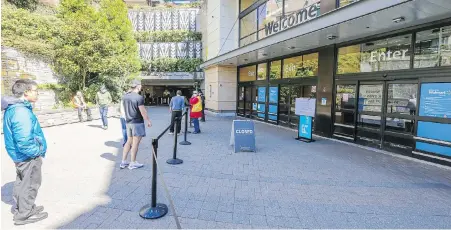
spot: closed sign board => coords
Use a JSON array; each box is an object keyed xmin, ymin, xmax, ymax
[{"xmin": 230, "ymin": 120, "xmax": 256, "ymax": 153}]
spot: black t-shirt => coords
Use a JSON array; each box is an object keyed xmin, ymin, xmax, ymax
[{"xmin": 122, "ymin": 92, "xmax": 144, "ymax": 124}]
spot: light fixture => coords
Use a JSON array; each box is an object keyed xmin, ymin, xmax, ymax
[
  {"xmin": 289, "ymin": 46, "xmax": 295, "ymax": 50},
  {"xmin": 244, "ymin": 59, "xmax": 248, "ymax": 61},
  {"xmin": 327, "ymin": 34, "xmax": 338, "ymax": 40},
  {"xmin": 262, "ymin": 53, "xmax": 267, "ymax": 56},
  {"xmin": 392, "ymin": 16, "xmax": 405, "ymax": 23},
  {"xmin": 366, "ymin": 26, "xmax": 370, "ymax": 29},
  {"xmin": 365, "ymin": 42, "xmax": 374, "ymax": 46}
]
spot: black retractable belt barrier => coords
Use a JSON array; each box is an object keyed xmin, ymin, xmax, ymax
[{"xmin": 180, "ymin": 108, "xmax": 191, "ymax": 145}]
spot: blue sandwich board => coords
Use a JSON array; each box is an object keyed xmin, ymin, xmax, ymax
[{"xmin": 230, "ymin": 120, "xmax": 256, "ymax": 153}]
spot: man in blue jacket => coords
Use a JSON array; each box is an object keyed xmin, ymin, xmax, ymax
[{"xmin": 3, "ymin": 79, "xmax": 48, "ymax": 225}]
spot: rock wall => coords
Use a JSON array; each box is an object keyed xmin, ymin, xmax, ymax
[{"xmin": 1, "ymin": 47, "xmax": 59, "ymax": 110}]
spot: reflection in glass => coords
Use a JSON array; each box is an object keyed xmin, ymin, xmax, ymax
[
  {"xmin": 240, "ymin": 0, "xmax": 257, "ymax": 12},
  {"xmin": 257, "ymin": 63, "xmax": 267, "ymax": 80},
  {"xmin": 335, "ymin": 111, "xmax": 354, "ymax": 126},
  {"xmin": 239, "ymin": 65, "xmax": 256, "ymax": 82},
  {"xmin": 240, "ymin": 33, "xmax": 257, "ymax": 47},
  {"xmin": 337, "ymin": 35, "xmax": 412, "ymax": 74},
  {"xmin": 385, "ymin": 118, "xmax": 415, "ymax": 133},
  {"xmin": 357, "ymin": 115, "xmax": 381, "ymax": 129},
  {"xmin": 258, "ymin": 0, "xmax": 283, "ymax": 30},
  {"xmin": 384, "ymin": 133, "xmax": 414, "ymax": 151},
  {"xmin": 358, "ymin": 84, "xmax": 383, "ymax": 112},
  {"xmin": 336, "ymin": 85, "xmax": 356, "ymax": 110},
  {"xmin": 414, "ymin": 25, "xmax": 451, "ymax": 68},
  {"xmin": 270, "ymin": 60, "xmax": 281, "ymax": 79},
  {"xmin": 240, "ymin": 10, "xmax": 257, "ymax": 38},
  {"xmin": 284, "ymin": 0, "xmax": 320, "ymax": 16},
  {"xmin": 387, "ymin": 84, "xmax": 417, "ymax": 115},
  {"xmin": 339, "ymin": 0, "xmax": 360, "ymax": 7},
  {"xmin": 283, "ymin": 53, "xmax": 318, "ymax": 78}
]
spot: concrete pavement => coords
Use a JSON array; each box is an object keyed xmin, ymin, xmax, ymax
[{"xmin": 1, "ymin": 107, "xmax": 451, "ymax": 229}]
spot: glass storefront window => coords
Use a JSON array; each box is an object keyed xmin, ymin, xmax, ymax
[
  {"xmin": 257, "ymin": 63, "xmax": 267, "ymax": 80},
  {"xmin": 239, "ymin": 65, "xmax": 256, "ymax": 82},
  {"xmin": 283, "ymin": 56, "xmax": 303, "ymax": 78},
  {"xmin": 414, "ymin": 25, "xmax": 451, "ymax": 68},
  {"xmin": 258, "ymin": 0, "xmax": 283, "ymax": 30},
  {"xmin": 339, "ymin": 0, "xmax": 360, "ymax": 7},
  {"xmin": 270, "ymin": 60, "xmax": 281, "ymax": 80},
  {"xmin": 387, "ymin": 84, "xmax": 417, "ymax": 115},
  {"xmin": 240, "ymin": 10, "xmax": 257, "ymax": 38},
  {"xmin": 336, "ymin": 85, "xmax": 356, "ymax": 110},
  {"xmin": 337, "ymin": 35, "xmax": 412, "ymax": 74},
  {"xmin": 240, "ymin": 33, "xmax": 257, "ymax": 47},
  {"xmin": 240, "ymin": 0, "xmax": 257, "ymax": 12},
  {"xmin": 284, "ymin": 0, "xmax": 320, "ymax": 17},
  {"xmin": 283, "ymin": 53, "xmax": 318, "ymax": 78},
  {"xmin": 358, "ymin": 84, "xmax": 383, "ymax": 112}
]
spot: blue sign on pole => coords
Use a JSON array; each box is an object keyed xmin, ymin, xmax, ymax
[
  {"xmin": 297, "ymin": 115, "xmax": 313, "ymax": 141},
  {"xmin": 419, "ymin": 83, "xmax": 451, "ymax": 118},
  {"xmin": 230, "ymin": 120, "xmax": 256, "ymax": 153}
]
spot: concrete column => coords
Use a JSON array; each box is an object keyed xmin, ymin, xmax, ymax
[
  {"xmin": 204, "ymin": 65, "xmax": 237, "ymax": 116},
  {"xmin": 315, "ymin": 45, "xmax": 335, "ymax": 137}
]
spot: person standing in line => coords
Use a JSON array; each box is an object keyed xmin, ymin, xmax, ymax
[
  {"xmin": 73, "ymin": 91, "xmax": 92, "ymax": 122},
  {"xmin": 120, "ymin": 80, "xmax": 152, "ymax": 169},
  {"xmin": 96, "ymin": 85, "xmax": 112, "ymax": 130},
  {"xmin": 169, "ymin": 90, "xmax": 185, "ymax": 135},
  {"xmin": 199, "ymin": 90, "xmax": 206, "ymax": 122},
  {"xmin": 189, "ymin": 91, "xmax": 202, "ymax": 134},
  {"xmin": 3, "ymin": 79, "xmax": 48, "ymax": 225},
  {"xmin": 119, "ymin": 89, "xmax": 132, "ymax": 146}
]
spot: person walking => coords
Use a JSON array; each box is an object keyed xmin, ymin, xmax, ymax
[
  {"xmin": 3, "ymin": 79, "xmax": 48, "ymax": 225},
  {"xmin": 169, "ymin": 90, "xmax": 185, "ymax": 135},
  {"xmin": 189, "ymin": 91, "xmax": 202, "ymax": 134},
  {"xmin": 120, "ymin": 80, "xmax": 152, "ymax": 170},
  {"xmin": 73, "ymin": 91, "xmax": 92, "ymax": 122},
  {"xmin": 96, "ymin": 85, "xmax": 112, "ymax": 130},
  {"xmin": 199, "ymin": 91, "xmax": 206, "ymax": 122},
  {"xmin": 119, "ymin": 89, "xmax": 132, "ymax": 146}
]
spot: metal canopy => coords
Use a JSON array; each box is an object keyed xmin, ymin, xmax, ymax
[{"xmin": 200, "ymin": 0, "xmax": 451, "ymax": 68}]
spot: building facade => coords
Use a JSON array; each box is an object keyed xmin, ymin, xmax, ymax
[
  {"xmin": 127, "ymin": 3, "xmax": 203, "ymax": 105},
  {"xmin": 200, "ymin": 0, "xmax": 451, "ymax": 165}
]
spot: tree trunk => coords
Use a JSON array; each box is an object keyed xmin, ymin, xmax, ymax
[{"xmin": 82, "ymin": 71, "xmax": 86, "ymax": 90}]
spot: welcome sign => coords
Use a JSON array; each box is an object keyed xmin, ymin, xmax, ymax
[{"xmin": 265, "ymin": 1, "xmax": 321, "ymax": 36}]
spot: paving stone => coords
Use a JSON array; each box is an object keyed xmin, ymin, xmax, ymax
[
  {"xmin": 215, "ymin": 211, "xmax": 234, "ymax": 223},
  {"xmin": 198, "ymin": 209, "xmax": 217, "ymax": 221}
]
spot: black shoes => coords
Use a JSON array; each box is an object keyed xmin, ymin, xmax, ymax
[{"xmin": 14, "ymin": 206, "xmax": 48, "ymax": 225}]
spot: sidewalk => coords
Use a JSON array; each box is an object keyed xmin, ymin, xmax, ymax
[{"xmin": 1, "ymin": 107, "xmax": 451, "ymax": 229}]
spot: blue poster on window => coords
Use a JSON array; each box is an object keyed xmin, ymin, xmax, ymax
[
  {"xmin": 269, "ymin": 87, "xmax": 278, "ymax": 103},
  {"xmin": 419, "ymin": 83, "xmax": 451, "ymax": 118},
  {"xmin": 268, "ymin": 105, "xmax": 278, "ymax": 121},
  {"xmin": 258, "ymin": 87, "xmax": 266, "ymax": 103},
  {"xmin": 298, "ymin": 115, "xmax": 312, "ymax": 140},
  {"xmin": 416, "ymin": 121, "xmax": 451, "ymax": 157}
]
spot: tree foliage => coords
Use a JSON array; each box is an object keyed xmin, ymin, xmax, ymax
[
  {"xmin": 53, "ymin": 0, "xmax": 141, "ymax": 103},
  {"xmin": 1, "ymin": 4, "xmax": 61, "ymax": 59},
  {"xmin": 6, "ymin": 0, "xmax": 38, "ymax": 11},
  {"xmin": 134, "ymin": 30, "xmax": 202, "ymax": 42}
]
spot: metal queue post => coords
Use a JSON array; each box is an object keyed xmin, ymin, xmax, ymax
[
  {"xmin": 179, "ymin": 107, "xmax": 191, "ymax": 145},
  {"xmin": 167, "ymin": 116, "xmax": 184, "ymax": 165}
]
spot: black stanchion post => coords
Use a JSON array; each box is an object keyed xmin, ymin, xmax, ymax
[
  {"xmin": 167, "ymin": 118, "xmax": 183, "ymax": 165},
  {"xmin": 180, "ymin": 109, "xmax": 191, "ymax": 145},
  {"xmin": 139, "ymin": 139, "xmax": 168, "ymax": 219}
]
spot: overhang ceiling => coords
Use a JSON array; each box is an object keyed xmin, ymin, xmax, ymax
[{"xmin": 200, "ymin": 0, "xmax": 451, "ymax": 68}]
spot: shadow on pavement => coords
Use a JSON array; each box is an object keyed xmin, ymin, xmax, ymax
[
  {"xmin": 1, "ymin": 182, "xmax": 16, "ymax": 214},
  {"xmin": 88, "ymin": 124, "xmax": 104, "ymax": 129}
]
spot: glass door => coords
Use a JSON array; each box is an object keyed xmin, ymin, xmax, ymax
[
  {"xmin": 237, "ymin": 86, "xmax": 245, "ymax": 117},
  {"xmin": 383, "ymin": 81, "xmax": 417, "ymax": 155},
  {"xmin": 256, "ymin": 86, "xmax": 266, "ymax": 120},
  {"xmin": 334, "ymin": 83, "xmax": 357, "ymax": 140},
  {"xmin": 356, "ymin": 82, "xmax": 384, "ymax": 148},
  {"xmin": 267, "ymin": 85, "xmax": 279, "ymax": 123}
]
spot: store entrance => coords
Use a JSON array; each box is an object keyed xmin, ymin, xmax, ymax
[{"xmin": 334, "ymin": 80, "xmax": 418, "ymax": 154}]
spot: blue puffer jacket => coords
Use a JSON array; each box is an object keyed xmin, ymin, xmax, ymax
[{"xmin": 3, "ymin": 99, "xmax": 47, "ymax": 162}]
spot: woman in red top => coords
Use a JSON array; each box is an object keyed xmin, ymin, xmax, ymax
[{"xmin": 190, "ymin": 91, "xmax": 202, "ymax": 134}]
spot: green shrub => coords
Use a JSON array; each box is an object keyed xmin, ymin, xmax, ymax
[
  {"xmin": 141, "ymin": 58, "xmax": 202, "ymax": 72},
  {"xmin": 134, "ymin": 30, "xmax": 201, "ymax": 42}
]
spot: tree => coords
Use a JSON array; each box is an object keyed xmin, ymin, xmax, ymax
[{"xmin": 53, "ymin": 0, "xmax": 140, "ymax": 102}]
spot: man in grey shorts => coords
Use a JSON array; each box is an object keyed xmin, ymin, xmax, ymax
[{"xmin": 120, "ymin": 80, "xmax": 152, "ymax": 169}]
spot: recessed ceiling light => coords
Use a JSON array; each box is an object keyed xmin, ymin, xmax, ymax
[
  {"xmin": 244, "ymin": 59, "xmax": 248, "ymax": 61},
  {"xmin": 365, "ymin": 42, "xmax": 374, "ymax": 46},
  {"xmin": 229, "ymin": 63, "xmax": 233, "ymax": 65},
  {"xmin": 262, "ymin": 54, "xmax": 267, "ymax": 56},
  {"xmin": 327, "ymin": 34, "xmax": 338, "ymax": 40},
  {"xmin": 432, "ymin": 28, "xmax": 440, "ymax": 33},
  {"xmin": 366, "ymin": 26, "xmax": 370, "ymax": 29},
  {"xmin": 392, "ymin": 16, "xmax": 405, "ymax": 23},
  {"xmin": 289, "ymin": 46, "xmax": 295, "ymax": 50}
]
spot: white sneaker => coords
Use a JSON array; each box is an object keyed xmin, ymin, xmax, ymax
[
  {"xmin": 128, "ymin": 162, "xmax": 144, "ymax": 169},
  {"xmin": 169, "ymin": 132, "xmax": 174, "ymax": 135}
]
